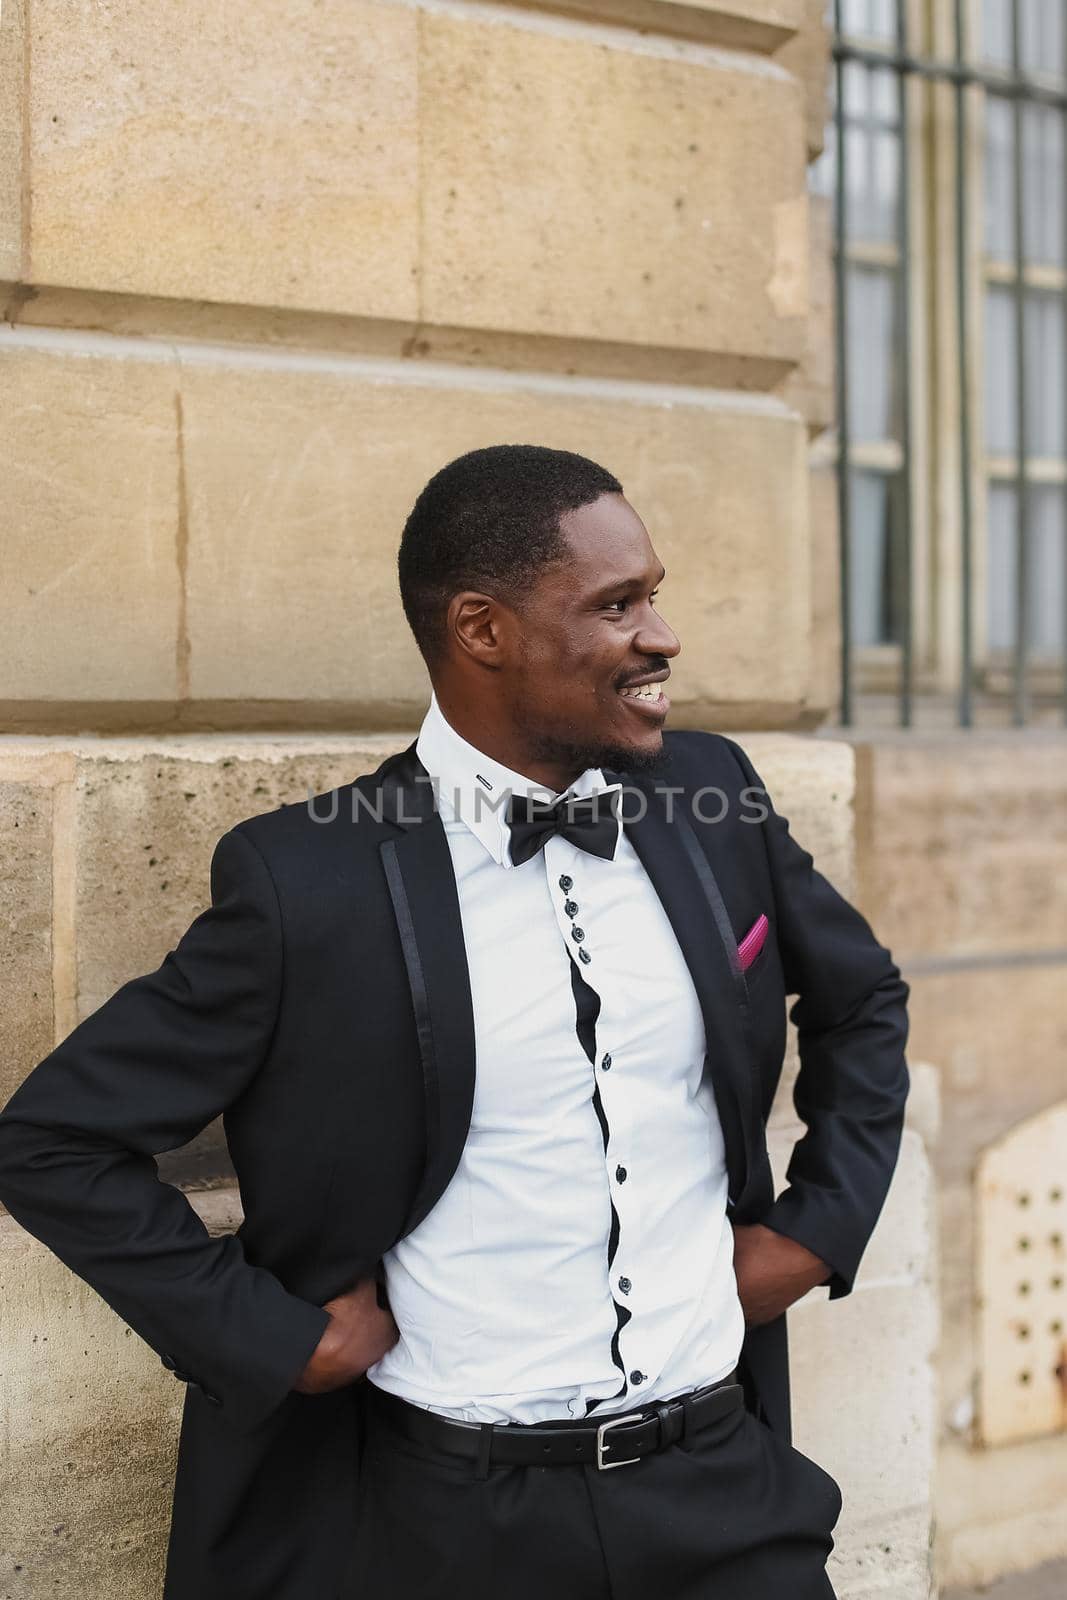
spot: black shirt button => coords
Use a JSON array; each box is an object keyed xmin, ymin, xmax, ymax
[
  {"xmin": 559, "ymin": 874, "xmax": 573, "ymax": 891},
  {"xmin": 570, "ymin": 925, "xmax": 585, "ymax": 943},
  {"xmin": 618, "ymin": 1276, "xmax": 632, "ymax": 1294},
  {"xmin": 601, "ymin": 1053, "xmax": 612, "ymax": 1070},
  {"xmin": 630, "ymin": 1370, "xmax": 646, "ymax": 1386},
  {"xmin": 564, "ymin": 899, "xmax": 579, "ymax": 917},
  {"xmin": 615, "ymin": 1165, "xmax": 627, "ymax": 1183},
  {"xmin": 577, "ymin": 947, "xmax": 592, "ymax": 965}
]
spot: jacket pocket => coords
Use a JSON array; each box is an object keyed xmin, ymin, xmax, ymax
[{"xmin": 737, "ymin": 912, "xmax": 769, "ymax": 974}]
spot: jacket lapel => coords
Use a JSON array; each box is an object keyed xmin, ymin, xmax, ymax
[
  {"xmin": 607, "ymin": 765, "xmax": 757, "ymax": 1204},
  {"xmin": 377, "ymin": 742, "xmax": 477, "ymax": 1236}
]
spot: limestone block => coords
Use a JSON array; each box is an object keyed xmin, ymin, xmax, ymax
[
  {"xmin": 26, "ymin": 0, "xmax": 419, "ymax": 320},
  {"xmin": 734, "ymin": 732, "xmax": 856, "ymax": 894},
  {"xmin": 906, "ymin": 965, "xmax": 1067, "ymax": 1185},
  {"xmin": 532, "ymin": 0, "xmax": 804, "ymax": 51},
  {"xmin": 0, "ymin": 0, "xmax": 23, "ymax": 280},
  {"xmin": 419, "ymin": 10, "xmax": 808, "ymax": 360},
  {"xmin": 779, "ymin": 193, "xmax": 835, "ymax": 431},
  {"xmin": 64, "ymin": 733, "xmax": 850, "ymax": 1028},
  {"xmin": 975, "ymin": 1104, "xmax": 1067, "ymax": 1447},
  {"xmin": 905, "ymin": 1061, "xmax": 942, "ymax": 1150},
  {"xmin": 783, "ymin": 1163, "xmax": 937, "ymax": 1597},
  {"xmin": 734, "ymin": 733, "xmax": 858, "ymax": 1137},
  {"xmin": 937, "ymin": 1180, "xmax": 979, "ymax": 1451},
  {"xmin": 938, "ymin": 1428, "xmax": 1067, "ymax": 1589},
  {"xmin": 807, "ymin": 460, "xmax": 842, "ymax": 716},
  {"xmin": 936, "ymin": 1181, "xmax": 1067, "ymax": 1589},
  {"xmin": 175, "ymin": 356, "xmax": 811, "ymax": 722},
  {"xmin": 0, "ymin": 1193, "xmax": 241, "ymax": 1599},
  {"xmin": 1, "ymin": 331, "xmax": 815, "ymax": 725},
  {"xmin": 0, "ymin": 776, "xmax": 55, "ymax": 1111},
  {"xmin": 769, "ymin": 1065, "xmax": 936, "ymax": 1598},
  {"xmin": 679, "ymin": 0, "xmax": 802, "ymax": 42},
  {"xmin": 855, "ymin": 1130, "xmax": 933, "ymax": 1291},
  {"xmin": 774, "ymin": 0, "xmax": 831, "ymax": 157},
  {"xmin": 70, "ymin": 736, "xmax": 405, "ymax": 1182},
  {"xmin": 0, "ymin": 723, "xmax": 867, "ymax": 1186},
  {"xmin": 853, "ymin": 733, "xmax": 1067, "ymax": 1589},
  {"xmin": 0, "ymin": 728, "xmax": 936, "ymax": 1596},
  {"xmin": 651, "ymin": 0, "xmax": 803, "ymax": 46},
  {"xmin": 1, "ymin": 729, "xmax": 861, "ymax": 1186},
  {"xmin": 0, "ymin": 738, "xmax": 404, "ymax": 1188},
  {"xmin": 0, "ymin": 341, "xmax": 180, "ymax": 706},
  {"xmin": 69, "ymin": 739, "xmax": 402, "ymax": 1021},
  {"xmin": 857, "ymin": 736, "xmax": 1067, "ymax": 960}
]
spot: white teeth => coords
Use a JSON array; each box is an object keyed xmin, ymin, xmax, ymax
[{"xmin": 620, "ymin": 683, "xmax": 661, "ymax": 699}]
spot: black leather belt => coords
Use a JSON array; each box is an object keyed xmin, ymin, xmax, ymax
[{"xmin": 368, "ymin": 1371, "xmax": 744, "ymax": 1473}]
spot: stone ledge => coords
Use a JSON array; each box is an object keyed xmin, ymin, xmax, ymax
[
  {"xmin": 16, "ymin": 0, "xmax": 811, "ymax": 352},
  {"xmin": 1, "ymin": 337, "xmax": 814, "ymax": 724},
  {"xmin": 0, "ymin": 732, "xmax": 857, "ymax": 1136}
]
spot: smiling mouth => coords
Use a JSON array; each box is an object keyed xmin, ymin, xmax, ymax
[{"xmin": 617, "ymin": 683, "xmax": 670, "ymax": 718}]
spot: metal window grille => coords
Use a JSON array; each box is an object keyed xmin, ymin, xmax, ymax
[{"xmin": 829, "ymin": 0, "xmax": 1067, "ymax": 727}]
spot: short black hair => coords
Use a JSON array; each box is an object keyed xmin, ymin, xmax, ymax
[{"xmin": 398, "ymin": 444, "xmax": 622, "ymax": 673}]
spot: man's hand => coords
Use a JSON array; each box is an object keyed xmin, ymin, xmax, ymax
[
  {"xmin": 731, "ymin": 1222, "xmax": 831, "ymax": 1327},
  {"xmin": 292, "ymin": 1277, "xmax": 400, "ymax": 1395}
]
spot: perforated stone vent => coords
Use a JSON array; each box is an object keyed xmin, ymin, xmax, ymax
[{"xmin": 976, "ymin": 1102, "xmax": 1067, "ymax": 1446}]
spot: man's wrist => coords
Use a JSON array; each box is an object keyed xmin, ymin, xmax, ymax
[
  {"xmin": 296, "ymin": 1311, "xmax": 340, "ymax": 1389},
  {"xmin": 731, "ymin": 1221, "xmax": 833, "ymax": 1326},
  {"xmin": 752, "ymin": 1221, "xmax": 831, "ymax": 1285}
]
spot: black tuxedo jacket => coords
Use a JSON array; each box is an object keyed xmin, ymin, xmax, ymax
[{"xmin": 0, "ymin": 731, "xmax": 909, "ymax": 1600}]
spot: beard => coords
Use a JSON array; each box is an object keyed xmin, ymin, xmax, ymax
[{"xmin": 522, "ymin": 720, "xmax": 675, "ymax": 780}]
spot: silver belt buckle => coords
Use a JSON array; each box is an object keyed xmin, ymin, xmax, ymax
[{"xmin": 595, "ymin": 1410, "xmax": 646, "ymax": 1470}]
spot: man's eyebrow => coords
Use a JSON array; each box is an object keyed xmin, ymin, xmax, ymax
[{"xmin": 594, "ymin": 566, "xmax": 667, "ymax": 596}]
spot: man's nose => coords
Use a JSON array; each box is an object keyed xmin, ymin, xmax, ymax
[{"xmin": 638, "ymin": 609, "xmax": 681, "ymax": 659}]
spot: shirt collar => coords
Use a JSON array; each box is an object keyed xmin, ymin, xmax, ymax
[{"xmin": 415, "ymin": 690, "xmax": 620, "ymax": 869}]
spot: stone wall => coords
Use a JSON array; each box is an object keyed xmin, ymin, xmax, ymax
[
  {"xmin": 1, "ymin": 0, "xmax": 831, "ymax": 737},
  {"xmin": 0, "ymin": 2, "xmax": 942, "ymax": 1594},
  {"xmin": 850, "ymin": 731, "xmax": 1067, "ymax": 1591},
  {"xmin": 0, "ymin": 735, "xmax": 936, "ymax": 1598}
]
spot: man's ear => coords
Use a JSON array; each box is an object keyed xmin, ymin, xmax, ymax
[{"xmin": 448, "ymin": 591, "xmax": 504, "ymax": 665}]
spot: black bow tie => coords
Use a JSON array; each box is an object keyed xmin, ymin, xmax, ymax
[{"xmin": 505, "ymin": 789, "xmax": 621, "ymax": 867}]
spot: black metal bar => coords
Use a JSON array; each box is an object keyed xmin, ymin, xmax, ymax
[
  {"xmin": 1010, "ymin": 0, "xmax": 1030, "ymax": 725},
  {"xmin": 893, "ymin": 0, "xmax": 913, "ymax": 727},
  {"xmin": 834, "ymin": 0, "xmax": 853, "ymax": 727},
  {"xmin": 954, "ymin": 0, "xmax": 974, "ymax": 727},
  {"xmin": 1063, "ymin": 19, "xmax": 1067, "ymax": 725},
  {"xmin": 832, "ymin": 40, "xmax": 1067, "ymax": 109}
]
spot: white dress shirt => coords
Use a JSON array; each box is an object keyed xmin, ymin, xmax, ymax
[{"xmin": 366, "ymin": 692, "xmax": 745, "ymax": 1423}]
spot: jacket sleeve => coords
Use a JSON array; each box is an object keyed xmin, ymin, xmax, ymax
[
  {"xmin": 721, "ymin": 735, "xmax": 911, "ymax": 1299},
  {"xmin": 0, "ymin": 825, "xmax": 330, "ymax": 1431}
]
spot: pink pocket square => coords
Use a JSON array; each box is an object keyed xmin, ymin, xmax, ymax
[{"xmin": 737, "ymin": 913, "xmax": 769, "ymax": 972}]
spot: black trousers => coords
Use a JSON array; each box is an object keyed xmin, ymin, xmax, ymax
[{"xmin": 344, "ymin": 1383, "xmax": 842, "ymax": 1599}]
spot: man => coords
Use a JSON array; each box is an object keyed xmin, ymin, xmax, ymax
[{"xmin": 0, "ymin": 444, "xmax": 909, "ymax": 1600}]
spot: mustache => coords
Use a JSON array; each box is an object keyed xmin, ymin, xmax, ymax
[{"xmin": 616, "ymin": 663, "xmax": 672, "ymax": 689}]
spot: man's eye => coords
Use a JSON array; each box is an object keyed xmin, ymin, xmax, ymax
[{"xmin": 607, "ymin": 591, "xmax": 659, "ymax": 613}]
